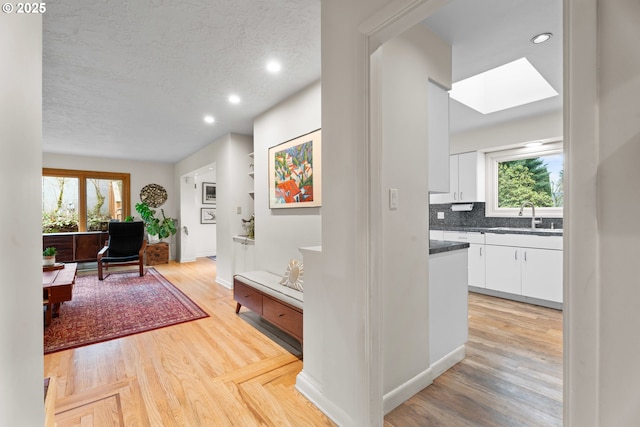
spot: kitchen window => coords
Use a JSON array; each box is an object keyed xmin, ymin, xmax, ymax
[
  {"xmin": 485, "ymin": 141, "xmax": 563, "ymax": 217},
  {"xmin": 42, "ymin": 168, "xmax": 131, "ymax": 233}
]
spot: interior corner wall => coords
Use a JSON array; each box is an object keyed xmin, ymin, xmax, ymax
[
  {"xmin": 0, "ymin": 13, "xmax": 44, "ymax": 427},
  {"xmin": 252, "ymin": 81, "xmax": 322, "ymax": 274},
  {"xmin": 379, "ymin": 23, "xmax": 450, "ymax": 400},
  {"xmin": 175, "ymin": 133, "xmax": 252, "ymax": 288},
  {"xmin": 449, "ymin": 110, "xmax": 563, "ymax": 154}
]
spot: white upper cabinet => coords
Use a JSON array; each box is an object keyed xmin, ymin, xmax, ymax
[
  {"xmin": 427, "ymin": 80, "xmax": 450, "ymax": 193},
  {"xmin": 430, "ymin": 151, "xmax": 485, "ymax": 204}
]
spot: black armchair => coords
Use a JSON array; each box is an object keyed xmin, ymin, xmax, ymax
[{"xmin": 97, "ymin": 221, "xmax": 147, "ymax": 280}]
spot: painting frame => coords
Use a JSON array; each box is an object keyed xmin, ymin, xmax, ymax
[
  {"xmin": 202, "ymin": 182, "xmax": 216, "ymax": 204},
  {"xmin": 200, "ymin": 207, "xmax": 217, "ymax": 224},
  {"xmin": 268, "ymin": 129, "xmax": 321, "ymax": 209}
]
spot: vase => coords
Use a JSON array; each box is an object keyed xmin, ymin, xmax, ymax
[{"xmin": 43, "ymin": 255, "xmax": 56, "ymax": 266}]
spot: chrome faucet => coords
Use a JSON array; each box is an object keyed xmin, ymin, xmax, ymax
[{"xmin": 519, "ymin": 201, "xmax": 542, "ymax": 229}]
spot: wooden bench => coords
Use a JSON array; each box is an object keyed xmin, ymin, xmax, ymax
[{"xmin": 233, "ymin": 271, "xmax": 303, "ymax": 344}]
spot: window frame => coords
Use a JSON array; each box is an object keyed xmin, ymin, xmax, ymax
[
  {"xmin": 42, "ymin": 168, "xmax": 131, "ymax": 232},
  {"xmin": 485, "ymin": 141, "xmax": 564, "ymax": 218}
]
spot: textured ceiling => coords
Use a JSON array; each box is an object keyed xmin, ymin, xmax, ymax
[
  {"xmin": 423, "ymin": 0, "xmax": 563, "ymax": 135},
  {"xmin": 43, "ymin": 0, "xmax": 321, "ymax": 163},
  {"xmin": 43, "ymin": 0, "xmax": 561, "ymax": 163}
]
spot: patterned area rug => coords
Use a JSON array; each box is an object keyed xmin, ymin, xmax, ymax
[{"xmin": 44, "ymin": 268, "xmax": 209, "ymax": 354}]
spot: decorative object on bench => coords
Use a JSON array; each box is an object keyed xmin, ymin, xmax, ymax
[
  {"xmin": 268, "ymin": 128, "xmax": 322, "ymax": 209},
  {"xmin": 97, "ymin": 221, "xmax": 147, "ymax": 280},
  {"xmin": 279, "ymin": 259, "xmax": 303, "ymax": 291},
  {"xmin": 43, "ymin": 246, "xmax": 57, "ymax": 267},
  {"xmin": 234, "ymin": 270, "xmax": 303, "ymax": 344}
]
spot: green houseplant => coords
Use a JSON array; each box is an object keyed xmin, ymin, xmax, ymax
[
  {"xmin": 43, "ymin": 247, "xmax": 57, "ymax": 266},
  {"xmin": 135, "ymin": 202, "xmax": 177, "ymax": 241}
]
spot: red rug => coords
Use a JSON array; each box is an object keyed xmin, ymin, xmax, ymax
[{"xmin": 44, "ymin": 268, "xmax": 208, "ymax": 354}]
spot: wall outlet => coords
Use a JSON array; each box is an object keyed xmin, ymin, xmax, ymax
[
  {"xmin": 389, "ymin": 188, "xmax": 398, "ymax": 210},
  {"xmin": 237, "ymin": 206, "xmax": 242, "ymax": 214},
  {"xmin": 437, "ymin": 211, "xmax": 445, "ymax": 219}
]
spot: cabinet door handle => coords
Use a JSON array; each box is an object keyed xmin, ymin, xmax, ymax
[
  {"xmin": 479, "ymin": 247, "xmax": 482, "ymax": 256},
  {"xmin": 524, "ymin": 251, "xmax": 528, "ymax": 261},
  {"xmin": 453, "ymin": 192, "xmax": 457, "ymax": 200},
  {"xmin": 460, "ymin": 191, "xmax": 464, "ymax": 200},
  {"xmin": 515, "ymin": 250, "xmax": 518, "ymax": 260}
]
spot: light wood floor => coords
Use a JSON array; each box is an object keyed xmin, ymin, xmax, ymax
[
  {"xmin": 44, "ymin": 259, "xmax": 335, "ymax": 427},
  {"xmin": 385, "ymin": 292, "xmax": 563, "ymax": 427},
  {"xmin": 45, "ymin": 259, "xmax": 562, "ymax": 427}
]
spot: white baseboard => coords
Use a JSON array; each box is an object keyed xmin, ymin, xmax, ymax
[
  {"xmin": 296, "ymin": 371, "xmax": 352, "ymax": 427},
  {"xmin": 179, "ymin": 257, "xmax": 196, "ymax": 263},
  {"xmin": 430, "ymin": 345, "xmax": 466, "ymax": 380},
  {"xmin": 216, "ymin": 277, "xmax": 232, "ymax": 289},
  {"xmin": 382, "ymin": 344, "xmax": 466, "ymax": 415},
  {"xmin": 383, "ymin": 366, "xmax": 433, "ymax": 415}
]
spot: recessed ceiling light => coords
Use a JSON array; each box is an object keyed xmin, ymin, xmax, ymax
[
  {"xmin": 228, "ymin": 94, "xmax": 241, "ymax": 104},
  {"xmin": 531, "ymin": 33, "xmax": 553, "ymax": 44},
  {"xmin": 267, "ymin": 60, "xmax": 282, "ymax": 73},
  {"xmin": 449, "ymin": 57, "xmax": 558, "ymax": 114},
  {"xmin": 525, "ymin": 141, "xmax": 544, "ymax": 147},
  {"xmin": 204, "ymin": 115, "xmax": 215, "ymax": 124}
]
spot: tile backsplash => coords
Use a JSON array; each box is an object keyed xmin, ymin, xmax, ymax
[{"xmin": 429, "ymin": 202, "xmax": 563, "ymax": 229}]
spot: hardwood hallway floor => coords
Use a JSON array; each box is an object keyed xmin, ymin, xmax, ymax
[
  {"xmin": 385, "ymin": 293, "xmax": 563, "ymax": 427},
  {"xmin": 44, "ymin": 258, "xmax": 335, "ymax": 427},
  {"xmin": 45, "ymin": 259, "xmax": 562, "ymax": 426}
]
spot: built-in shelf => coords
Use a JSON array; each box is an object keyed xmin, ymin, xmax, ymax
[
  {"xmin": 248, "ymin": 171, "xmax": 254, "ymax": 178},
  {"xmin": 248, "ymin": 153, "xmax": 254, "ymax": 197}
]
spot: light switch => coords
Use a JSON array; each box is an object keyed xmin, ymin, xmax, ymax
[
  {"xmin": 437, "ymin": 212, "xmax": 445, "ymax": 219},
  {"xmin": 237, "ymin": 206, "xmax": 242, "ymax": 214},
  {"xmin": 389, "ymin": 188, "xmax": 398, "ymax": 210}
]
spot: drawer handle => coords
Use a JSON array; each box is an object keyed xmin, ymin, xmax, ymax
[
  {"xmin": 278, "ymin": 313, "xmax": 284, "ymax": 317},
  {"xmin": 244, "ymin": 294, "xmax": 250, "ymax": 298}
]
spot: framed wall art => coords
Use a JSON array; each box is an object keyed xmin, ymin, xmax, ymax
[
  {"xmin": 202, "ymin": 182, "xmax": 216, "ymax": 204},
  {"xmin": 201, "ymin": 207, "xmax": 217, "ymax": 224},
  {"xmin": 268, "ymin": 129, "xmax": 321, "ymax": 209}
]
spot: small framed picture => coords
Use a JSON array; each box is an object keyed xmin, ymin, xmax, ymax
[
  {"xmin": 202, "ymin": 182, "xmax": 216, "ymax": 204},
  {"xmin": 201, "ymin": 207, "xmax": 217, "ymax": 224}
]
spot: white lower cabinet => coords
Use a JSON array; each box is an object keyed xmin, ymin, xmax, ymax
[
  {"xmin": 443, "ymin": 231, "xmax": 486, "ymax": 288},
  {"xmin": 484, "ymin": 233, "xmax": 563, "ymax": 303},
  {"xmin": 233, "ymin": 236, "xmax": 255, "ymax": 274}
]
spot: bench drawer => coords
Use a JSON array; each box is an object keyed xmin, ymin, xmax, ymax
[
  {"xmin": 263, "ymin": 296, "xmax": 303, "ymax": 340},
  {"xmin": 234, "ymin": 281, "xmax": 263, "ymax": 315}
]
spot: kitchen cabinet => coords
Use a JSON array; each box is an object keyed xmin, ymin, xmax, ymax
[
  {"xmin": 427, "ymin": 80, "xmax": 450, "ymax": 193},
  {"xmin": 443, "ymin": 231, "xmax": 485, "ymax": 288},
  {"xmin": 233, "ymin": 236, "xmax": 255, "ymax": 274},
  {"xmin": 429, "ymin": 230, "xmax": 444, "ymax": 241},
  {"xmin": 430, "ymin": 151, "xmax": 485, "ymax": 204},
  {"xmin": 484, "ymin": 233, "xmax": 562, "ymax": 303}
]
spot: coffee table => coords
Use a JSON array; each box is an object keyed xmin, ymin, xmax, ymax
[{"xmin": 43, "ymin": 263, "xmax": 77, "ymax": 326}]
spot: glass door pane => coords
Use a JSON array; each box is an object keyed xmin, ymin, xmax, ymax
[
  {"xmin": 86, "ymin": 178, "xmax": 124, "ymax": 231},
  {"xmin": 42, "ymin": 176, "xmax": 80, "ymax": 233}
]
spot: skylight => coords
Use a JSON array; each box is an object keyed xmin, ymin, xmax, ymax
[{"xmin": 449, "ymin": 57, "xmax": 558, "ymax": 114}]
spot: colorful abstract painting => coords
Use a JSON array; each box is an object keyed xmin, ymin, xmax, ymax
[{"xmin": 269, "ymin": 129, "xmax": 321, "ymax": 208}]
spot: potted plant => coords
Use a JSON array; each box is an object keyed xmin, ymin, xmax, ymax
[
  {"xmin": 43, "ymin": 247, "xmax": 57, "ymax": 266},
  {"xmin": 135, "ymin": 202, "xmax": 178, "ymax": 242}
]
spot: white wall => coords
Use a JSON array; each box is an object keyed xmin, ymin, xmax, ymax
[
  {"xmin": 0, "ymin": 13, "xmax": 44, "ymax": 427},
  {"xmin": 253, "ymin": 81, "xmax": 322, "ymax": 274},
  {"xmin": 450, "ymin": 110, "xmax": 563, "ymax": 154},
  {"xmin": 567, "ymin": 0, "xmax": 640, "ymax": 424},
  {"xmin": 175, "ymin": 133, "xmax": 252, "ymax": 287},
  {"xmin": 378, "ymin": 23, "xmax": 450, "ymax": 403}
]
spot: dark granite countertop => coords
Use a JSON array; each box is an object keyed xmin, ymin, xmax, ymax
[
  {"xmin": 429, "ymin": 240, "xmax": 470, "ymax": 255},
  {"xmin": 430, "ymin": 225, "xmax": 563, "ymax": 237}
]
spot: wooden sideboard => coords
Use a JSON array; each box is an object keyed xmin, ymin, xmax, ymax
[{"xmin": 43, "ymin": 232, "xmax": 109, "ymax": 263}]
